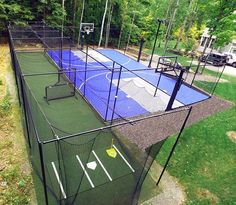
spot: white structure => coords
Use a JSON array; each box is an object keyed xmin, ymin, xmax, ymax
[
  {"xmin": 198, "ymin": 28, "xmax": 217, "ymax": 53},
  {"xmin": 198, "ymin": 28, "xmax": 236, "ymax": 54},
  {"xmin": 220, "ymin": 39, "xmax": 236, "ymax": 54}
]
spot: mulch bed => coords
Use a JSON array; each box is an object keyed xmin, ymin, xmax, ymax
[{"xmin": 115, "ymin": 96, "xmax": 234, "ymax": 150}]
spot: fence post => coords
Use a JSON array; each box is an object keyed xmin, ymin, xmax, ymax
[
  {"xmin": 38, "ymin": 142, "xmax": 49, "ymax": 205},
  {"xmin": 110, "ymin": 66, "xmax": 122, "ymax": 124},
  {"xmin": 156, "ymin": 107, "xmax": 192, "ymax": 186}
]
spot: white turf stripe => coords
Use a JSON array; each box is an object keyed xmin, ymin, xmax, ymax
[
  {"xmin": 92, "ymin": 150, "xmax": 112, "ymax": 181},
  {"xmin": 51, "ymin": 162, "xmax": 67, "ymax": 199},
  {"xmin": 76, "ymin": 155, "xmax": 95, "ymax": 188},
  {"xmin": 112, "ymin": 145, "xmax": 135, "ymax": 173}
]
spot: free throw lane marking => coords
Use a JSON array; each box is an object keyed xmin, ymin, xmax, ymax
[
  {"xmin": 51, "ymin": 162, "xmax": 67, "ymax": 199},
  {"xmin": 92, "ymin": 150, "xmax": 112, "ymax": 181},
  {"xmin": 76, "ymin": 155, "xmax": 95, "ymax": 188},
  {"xmin": 112, "ymin": 145, "xmax": 135, "ymax": 173}
]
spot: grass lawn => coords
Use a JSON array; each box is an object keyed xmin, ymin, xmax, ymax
[
  {"xmin": 144, "ymin": 43, "xmax": 191, "ymax": 66},
  {"xmin": 0, "ymin": 45, "xmax": 35, "ymax": 204},
  {"xmin": 157, "ymin": 73, "xmax": 236, "ymax": 204}
]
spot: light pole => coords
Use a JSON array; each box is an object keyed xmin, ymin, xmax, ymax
[{"xmin": 148, "ymin": 19, "xmax": 166, "ymax": 67}]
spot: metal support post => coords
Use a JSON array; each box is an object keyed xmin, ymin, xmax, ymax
[
  {"xmin": 105, "ymin": 62, "xmax": 115, "ymax": 121},
  {"xmin": 156, "ymin": 107, "xmax": 192, "ymax": 186},
  {"xmin": 137, "ymin": 37, "xmax": 145, "ymax": 62},
  {"xmin": 110, "ymin": 66, "xmax": 122, "ymax": 124},
  {"xmin": 165, "ymin": 68, "xmax": 185, "ymax": 111}
]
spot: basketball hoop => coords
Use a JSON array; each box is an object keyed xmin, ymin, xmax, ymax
[{"xmin": 80, "ymin": 23, "xmax": 94, "ymax": 35}]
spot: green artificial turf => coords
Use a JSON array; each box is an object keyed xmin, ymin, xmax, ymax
[
  {"xmin": 16, "ymin": 51, "xmax": 104, "ymax": 139},
  {"xmin": 16, "ymin": 51, "xmax": 156, "ymax": 205},
  {"xmin": 157, "ymin": 74, "xmax": 236, "ymax": 204}
]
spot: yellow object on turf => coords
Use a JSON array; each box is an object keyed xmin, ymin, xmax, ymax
[{"xmin": 106, "ymin": 139, "xmax": 117, "ymax": 158}]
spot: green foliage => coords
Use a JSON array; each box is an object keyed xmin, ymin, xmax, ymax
[
  {"xmin": 1, "ymin": 0, "xmax": 235, "ymax": 50},
  {"xmin": 1, "ymin": 166, "xmax": 32, "ymax": 205},
  {"xmin": 198, "ymin": 0, "xmax": 236, "ymax": 47},
  {"xmin": 188, "ymin": 23, "xmax": 204, "ymax": 40},
  {"xmin": 182, "ymin": 38, "xmax": 196, "ymax": 52},
  {"xmin": 213, "ymin": 13, "xmax": 236, "ymax": 47},
  {"xmin": 0, "ymin": 0, "xmax": 33, "ymax": 29},
  {"xmin": 0, "ymin": 94, "xmax": 11, "ymax": 114},
  {"xmin": 0, "ymin": 79, "xmax": 3, "ymax": 85}
]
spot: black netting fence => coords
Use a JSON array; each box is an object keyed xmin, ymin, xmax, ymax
[
  {"xmin": 8, "ymin": 22, "xmax": 195, "ymax": 205},
  {"xmin": 37, "ymin": 107, "xmax": 190, "ymax": 205},
  {"xmin": 189, "ymin": 58, "xmax": 226, "ymax": 96}
]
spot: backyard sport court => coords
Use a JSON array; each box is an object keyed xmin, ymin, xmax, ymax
[
  {"xmin": 47, "ymin": 48, "xmax": 209, "ymax": 120},
  {"xmin": 8, "ymin": 22, "xmax": 223, "ymax": 205}
]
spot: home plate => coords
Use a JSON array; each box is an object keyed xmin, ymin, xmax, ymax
[{"xmin": 87, "ymin": 161, "xmax": 97, "ymax": 170}]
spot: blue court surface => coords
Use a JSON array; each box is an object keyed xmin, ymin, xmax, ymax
[{"xmin": 47, "ymin": 49, "xmax": 209, "ymax": 121}]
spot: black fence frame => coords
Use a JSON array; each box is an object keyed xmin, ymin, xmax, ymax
[{"xmin": 8, "ymin": 22, "xmax": 195, "ymax": 205}]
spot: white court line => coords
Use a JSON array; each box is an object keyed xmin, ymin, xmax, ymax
[
  {"xmin": 121, "ymin": 58, "xmax": 131, "ymax": 66},
  {"xmin": 112, "ymin": 145, "xmax": 135, "ymax": 173},
  {"xmin": 79, "ymin": 72, "xmax": 109, "ymax": 89},
  {"xmin": 92, "ymin": 150, "xmax": 112, "ymax": 181},
  {"xmin": 76, "ymin": 155, "xmax": 95, "ymax": 188},
  {"xmin": 51, "ymin": 162, "xmax": 67, "ymax": 199},
  {"xmin": 50, "ymin": 51, "xmax": 113, "ymax": 69}
]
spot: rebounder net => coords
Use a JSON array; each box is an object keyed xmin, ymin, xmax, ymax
[{"xmin": 44, "ymin": 70, "xmax": 76, "ymax": 102}]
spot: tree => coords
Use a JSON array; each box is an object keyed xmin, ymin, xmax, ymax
[
  {"xmin": 198, "ymin": 0, "xmax": 236, "ymax": 48},
  {"xmin": 98, "ymin": 0, "xmax": 109, "ymax": 47},
  {"xmin": 37, "ymin": 0, "xmax": 66, "ymax": 27},
  {"xmin": 174, "ymin": 0, "xmax": 194, "ymax": 49},
  {"xmin": 77, "ymin": 0, "xmax": 85, "ymax": 45},
  {"xmin": 164, "ymin": 0, "xmax": 180, "ymax": 53},
  {"xmin": 125, "ymin": 12, "xmax": 136, "ymax": 52},
  {"xmin": 0, "ymin": 0, "xmax": 33, "ymax": 29},
  {"xmin": 105, "ymin": 2, "xmax": 114, "ymax": 47}
]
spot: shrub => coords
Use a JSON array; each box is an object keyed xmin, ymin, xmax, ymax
[
  {"xmin": 182, "ymin": 38, "xmax": 196, "ymax": 52},
  {"xmin": 0, "ymin": 95, "xmax": 11, "ymax": 113}
]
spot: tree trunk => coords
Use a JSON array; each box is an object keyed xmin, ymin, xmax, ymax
[
  {"xmin": 73, "ymin": 0, "xmax": 77, "ymax": 27},
  {"xmin": 98, "ymin": 0, "xmax": 109, "ymax": 47},
  {"xmin": 105, "ymin": 4, "xmax": 113, "ymax": 48},
  {"xmin": 165, "ymin": 0, "xmax": 173, "ymax": 21},
  {"xmin": 61, "ymin": 0, "xmax": 65, "ymax": 38},
  {"xmin": 158, "ymin": 0, "xmax": 172, "ymax": 48},
  {"xmin": 72, "ymin": 0, "xmax": 77, "ymax": 40},
  {"xmin": 164, "ymin": 0, "xmax": 174, "ymax": 39},
  {"xmin": 164, "ymin": 0, "xmax": 180, "ymax": 54},
  {"xmin": 186, "ymin": 1, "xmax": 198, "ymax": 38},
  {"xmin": 125, "ymin": 12, "xmax": 135, "ymax": 53},
  {"xmin": 174, "ymin": 0, "xmax": 194, "ymax": 49},
  {"xmin": 77, "ymin": 0, "xmax": 85, "ymax": 46},
  {"xmin": 117, "ymin": 23, "xmax": 123, "ymax": 49}
]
